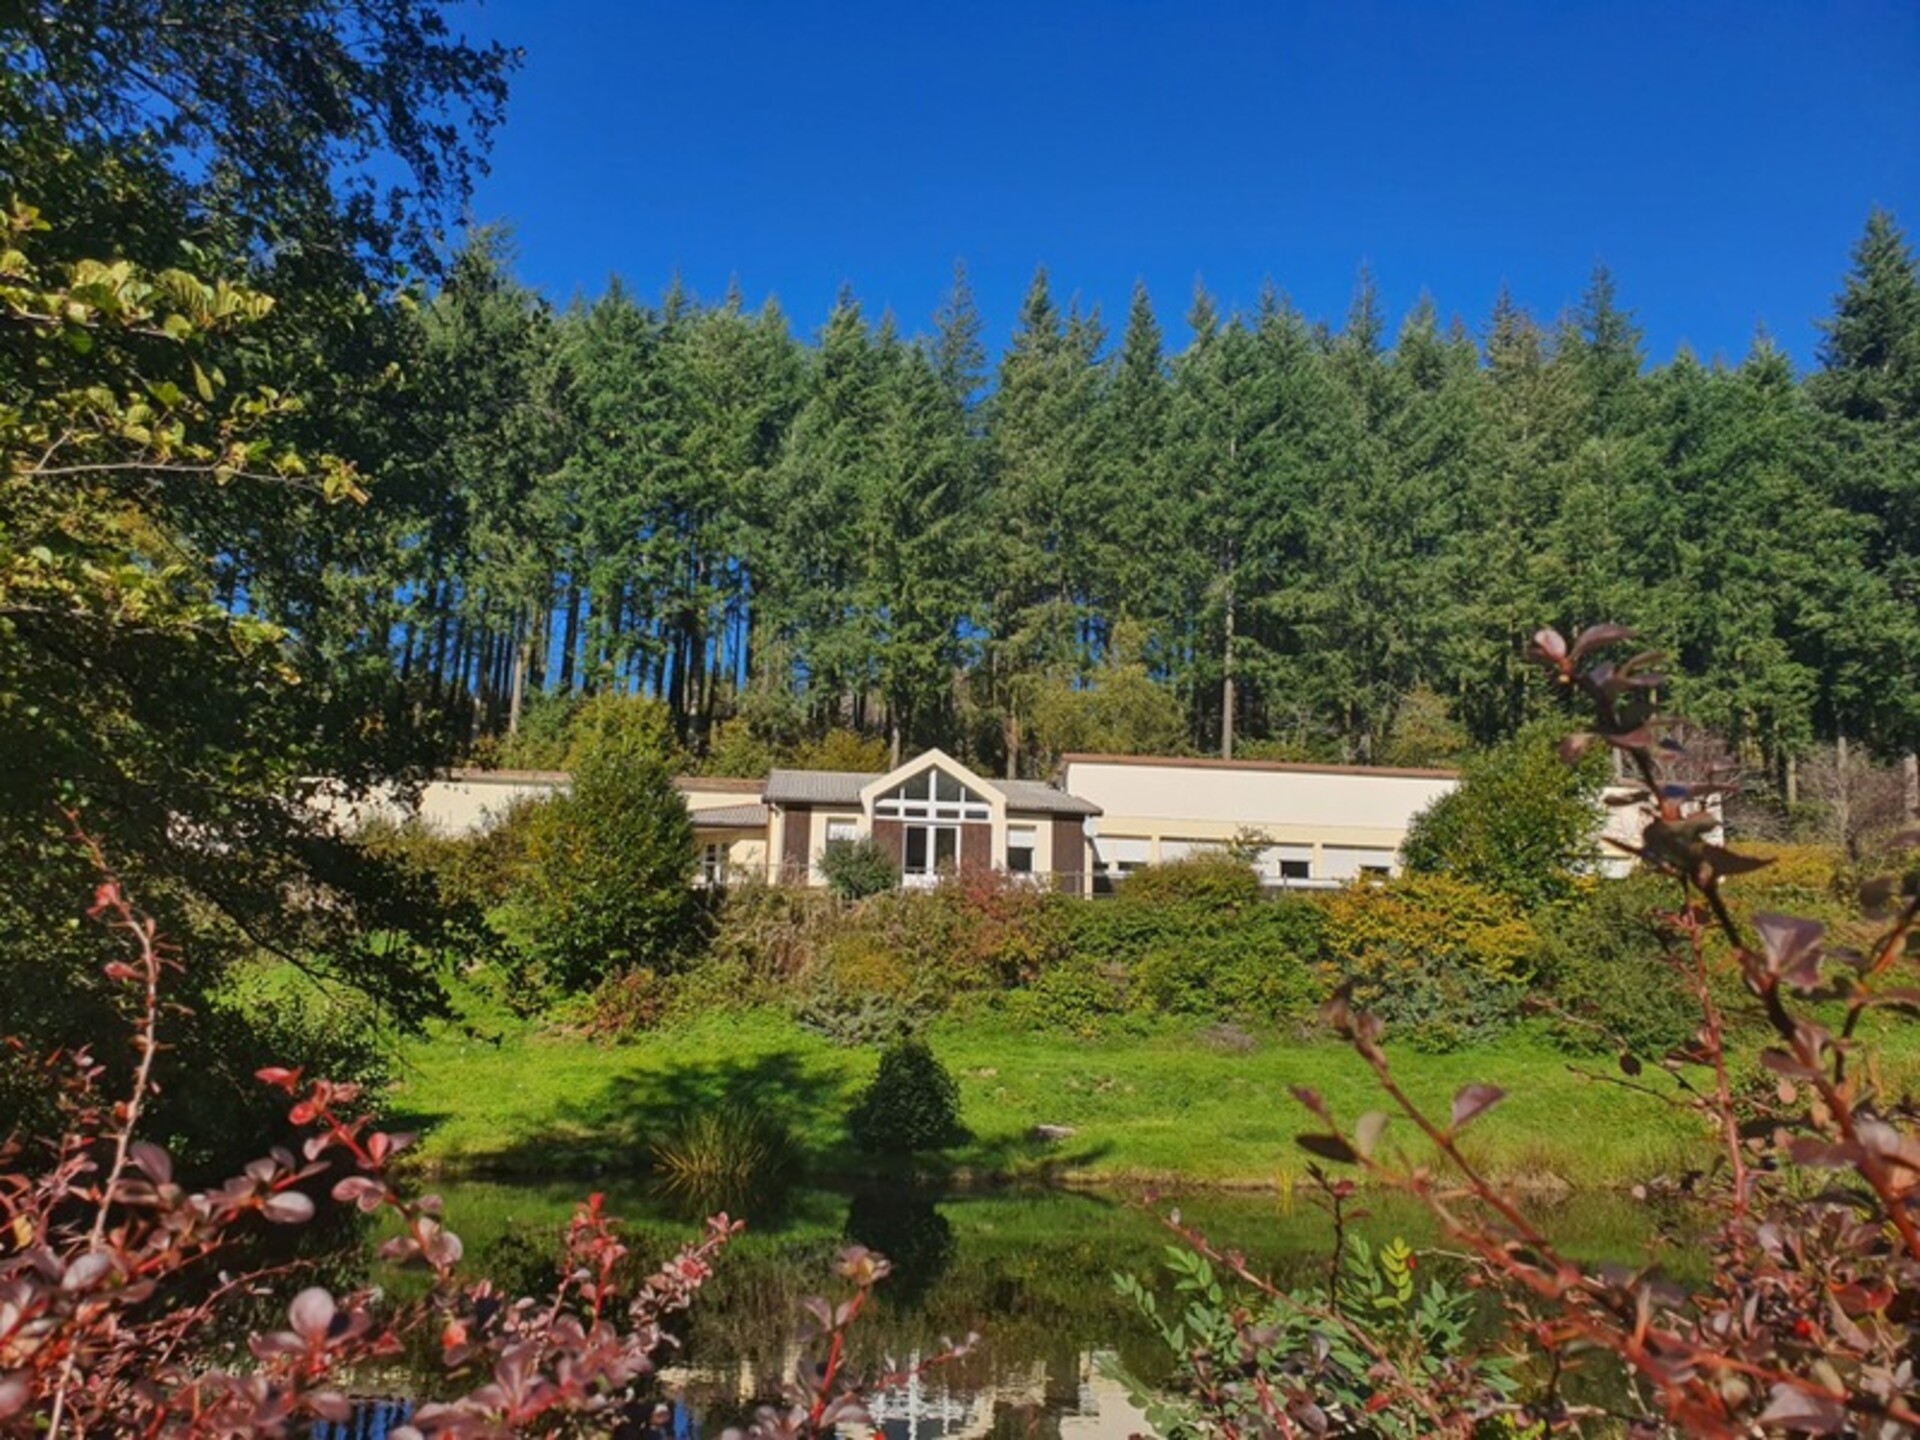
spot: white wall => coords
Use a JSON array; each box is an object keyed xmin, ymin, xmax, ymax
[{"xmin": 1065, "ymin": 757, "xmax": 1457, "ymax": 884}]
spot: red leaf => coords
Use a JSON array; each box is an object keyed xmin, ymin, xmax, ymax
[
  {"xmin": 1451, "ymin": 1084, "xmax": 1506, "ymax": 1130},
  {"xmin": 288, "ymin": 1286, "xmax": 336, "ymax": 1342},
  {"xmin": 262, "ymin": 1189, "xmax": 315, "ymax": 1225}
]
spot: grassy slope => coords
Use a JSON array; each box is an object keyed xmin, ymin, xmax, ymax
[{"xmin": 393, "ymin": 1007, "xmax": 1743, "ymax": 1188}]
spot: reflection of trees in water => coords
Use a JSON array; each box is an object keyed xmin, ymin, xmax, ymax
[{"xmin": 845, "ymin": 1189, "xmax": 956, "ymax": 1305}]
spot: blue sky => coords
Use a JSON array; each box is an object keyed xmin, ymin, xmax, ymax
[{"xmin": 457, "ymin": 1, "xmax": 1918, "ymax": 368}]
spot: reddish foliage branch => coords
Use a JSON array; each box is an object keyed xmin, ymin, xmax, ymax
[
  {"xmin": 1280, "ymin": 624, "xmax": 1920, "ymax": 1437},
  {"xmin": 3, "ymin": 823, "xmax": 961, "ymax": 1439}
]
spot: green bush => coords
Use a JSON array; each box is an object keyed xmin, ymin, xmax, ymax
[
  {"xmin": 1006, "ymin": 955, "xmax": 1130, "ymax": 1036},
  {"xmin": 847, "ymin": 1037, "xmax": 964, "ymax": 1153},
  {"xmin": 818, "ymin": 836, "xmax": 897, "ymax": 899},
  {"xmin": 1315, "ymin": 874, "xmax": 1537, "ymax": 1051},
  {"xmin": 1535, "ymin": 873, "xmax": 1701, "ymax": 1059},
  {"xmin": 502, "ymin": 730, "xmax": 699, "ymax": 993},
  {"xmin": 1113, "ymin": 853, "xmax": 1264, "ymax": 910},
  {"xmin": 1128, "ymin": 901, "xmax": 1323, "ymax": 1024},
  {"xmin": 1401, "ymin": 721, "xmax": 1603, "ymax": 911}
]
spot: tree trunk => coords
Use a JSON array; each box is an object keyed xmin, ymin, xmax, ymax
[
  {"xmin": 1220, "ymin": 579, "xmax": 1236, "ymax": 761},
  {"xmin": 557, "ymin": 582, "xmax": 581, "ymax": 694},
  {"xmin": 507, "ymin": 616, "xmax": 530, "ymax": 736},
  {"xmin": 1903, "ymin": 751, "xmax": 1919, "ymax": 822}
]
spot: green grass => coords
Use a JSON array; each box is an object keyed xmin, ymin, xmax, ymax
[{"xmin": 391, "ymin": 1006, "xmax": 1739, "ymax": 1188}]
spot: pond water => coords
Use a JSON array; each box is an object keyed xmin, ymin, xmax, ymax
[{"xmin": 321, "ymin": 1178, "xmax": 1678, "ymax": 1440}]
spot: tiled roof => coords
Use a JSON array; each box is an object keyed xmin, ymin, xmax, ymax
[
  {"xmin": 763, "ymin": 766, "xmax": 1097, "ymax": 817},
  {"xmin": 689, "ymin": 802, "xmax": 770, "ymax": 828},
  {"xmin": 997, "ymin": 778, "xmax": 1101, "ymax": 817},
  {"xmin": 763, "ymin": 769, "xmax": 876, "ymax": 805}
]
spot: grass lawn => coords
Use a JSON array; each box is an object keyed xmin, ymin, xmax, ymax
[{"xmin": 391, "ymin": 1006, "xmax": 1747, "ymax": 1189}]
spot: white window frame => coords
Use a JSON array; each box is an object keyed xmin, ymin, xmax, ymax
[{"xmin": 874, "ymin": 767, "xmax": 990, "ymax": 823}]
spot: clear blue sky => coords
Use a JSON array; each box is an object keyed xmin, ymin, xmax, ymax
[{"xmin": 457, "ymin": 1, "xmax": 1918, "ymax": 368}]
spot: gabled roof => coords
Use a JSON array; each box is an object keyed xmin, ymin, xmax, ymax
[
  {"xmin": 763, "ymin": 757, "xmax": 1098, "ymax": 817},
  {"xmin": 763, "ymin": 769, "xmax": 876, "ymax": 805}
]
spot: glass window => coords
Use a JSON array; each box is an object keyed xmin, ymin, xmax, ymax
[
  {"xmin": 1007, "ymin": 827, "xmax": 1036, "ymax": 874},
  {"xmin": 905, "ymin": 826, "xmax": 928, "ymax": 872},
  {"xmin": 1279, "ymin": 858, "xmax": 1311, "ymax": 881},
  {"xmin": 875, "ymin": 765, "xmax": 989, "ymax": 822},
  {"xmin": 933, "ymin": 826, "xmax": 957, "ymax": 868},
  {"xmin": 826, "ymin": 817, "xmax": 857, "ymax": 844}
]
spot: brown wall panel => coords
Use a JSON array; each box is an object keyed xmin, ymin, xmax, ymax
[
  {"xmin": 1051, "ymin": 818, "xmax": 1085, "ymax": 896},
  {"xmin": 781, "ymin": 806, "xmax": 812, "ymax": 883}
]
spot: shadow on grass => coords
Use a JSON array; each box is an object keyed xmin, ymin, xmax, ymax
[{"xmin": 424, "ymin": 1043, "xmax": 1113, "ymax": 1186}]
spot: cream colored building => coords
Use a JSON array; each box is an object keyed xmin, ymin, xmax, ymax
[
  {"xmin": 322, "ymin": 749, "xmax": 1670, "ymax": 893},
  {"xmin": 1061, "ymin": 753, "xmax": 1460, "ymax": 888}
]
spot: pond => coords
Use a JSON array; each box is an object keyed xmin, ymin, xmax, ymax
[{"xmin": 323, "ymin": 1178, "xmax": 1678, "ymax": 1439}]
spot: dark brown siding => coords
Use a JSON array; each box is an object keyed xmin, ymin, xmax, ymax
[
  {"xmin": 1051, "ymin": 817, "xmax": 1085, "ymax": 896},
  {"xmin": 781, "ymin": 806, "xmax": 812, "ymax": 884},
  {"xmin": 957, "ymin": 819, "xmax": 991, "ymax": 873},
  {"xmin": 871, "ymin": 818, "xmax": 905, "ymax": 870}
]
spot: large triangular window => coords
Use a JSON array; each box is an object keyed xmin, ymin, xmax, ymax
[{"xmin": 873, "ymin": 767, "xmax": 990, "ymax": 822}]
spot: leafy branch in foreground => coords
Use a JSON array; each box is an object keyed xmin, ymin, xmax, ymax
[
  {"xmin": 1, "ymin": 829, "xmax": 965, "ymax": 1437},
  {"xmin": 1261, "ymin": 624, "xmax": 1920, "ymax": 1437}
]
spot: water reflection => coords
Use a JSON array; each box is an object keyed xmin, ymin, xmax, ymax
[{"xmin": 323, "ymin": 1181, "xmax": 1672, "ymax": 1438}]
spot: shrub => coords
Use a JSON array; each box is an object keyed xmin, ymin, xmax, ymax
[
  {"xmin": 1128, "ymin": 902, "xmax": 1324, "ymax": 1024},
  {"xmin": 1006, "ymin": 955, "xmax": 1130, "ymax": 1035},
  {"xmin": 503, "ymin": 730, "xmax": 699, "ymax": 992},
  {"xmin": 584, "ymin": 965, "xmax": 669, "ymax": 1038},
  {"xmin": 819, "ymin": 836, "xmax": 897, "ymax": 899},
  {"xmin": 1400, "ymin": 720, "xmax": 1603, "ymax": 911},
  {"xmin": 1113, "ymin": 853, "xmax": 1264, "ymax": 910},
  {"xmin": 1314, "ymin": 874, "xmax": 1536, "ymax": 1050},
  {"xmin": 847, "ymin": 1037, "xmax": 964, "ymax": 1153},
  {"xmin": 1534, "ymin": 871, "xmax": 1699, "ymax": 1058}
]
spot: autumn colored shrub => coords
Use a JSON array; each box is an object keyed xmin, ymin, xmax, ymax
[
  {"xmin": 1314, "ymin": 873, "xmax": 1537, "ymax": 1050},
  {"xmin": 1248, "ymin": 623, "xmax": 1920, "ymax": 1437},
  {"xmin": 0, "ymin": 830, "xmax": 966, "ymax": 1437}
]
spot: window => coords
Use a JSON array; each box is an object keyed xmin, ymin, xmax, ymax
[
  {"xmin": 825, "ymin": 816, "xmax": 858, "ymax": 844},
  {"xmin": 1007, "ymin": 826, "xmax": 1036, "ymax": 874},
  {"xmin": 701, "ymin": 842, "xmax": 726, "ymax": 886},
  {"xmin": 903, "ymin": 822, "xmax": 960, "ymax": 876},
  {"xmin": 1278, "ymin": 858, "xmax": 1311, "ymax": 881},
  {"xmin": 874, "ymin": 767, "xmax": 990, "ymax": 822}
]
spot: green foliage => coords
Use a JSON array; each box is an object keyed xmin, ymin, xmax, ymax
[
  {"xmin": 1128, "ymin": 909, "xmax": 1323, "ymax": 1025},
  {"xmin": 1004, "ymin": 955, "xmax": 1131, "ymax": 1036},
  {"xmin": 1401, "ymin": 724, "xmax": 1602, "ymax": 910},
  {"xmin": 1113, "ymin": 853, "xmax": 1264, "ymax": 910},
  {"xmin": 818, "ymin": 836, "xmax": 897, "ymax": 899},
  {"xmin": 1377, "ymin": 684, "xmax": 1472, "ymax": 768},
  {"xmin": 1534, "ymin": 873, "xmax": 1697, "ymax": 1058},
  {"xmin": 504, "ymin": 733, "xmax": 699, "ymax": 992},
  {"xmin": 1115, "ymin": 1233, "xmax": 1515, "ymax": 1439},
  {"xmin": 1027, "ymin": 624, "xmax": 1191, "ymax": 763},
  {"xmin": 847, "ymin": 1037, "xmax": 964, "ymax": 1153},
  {"xmin": 649, "ymin": 1104, "xmax": 796, "ymax": 1217},
  {"xmin": 1316, "ymin": 875, "xmax": 1538, "ymax": 1051}
]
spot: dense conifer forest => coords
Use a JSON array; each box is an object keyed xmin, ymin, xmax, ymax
[{"xmin": 406, "ymin": 221, "xmax": 1920, "ymax": 787}]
